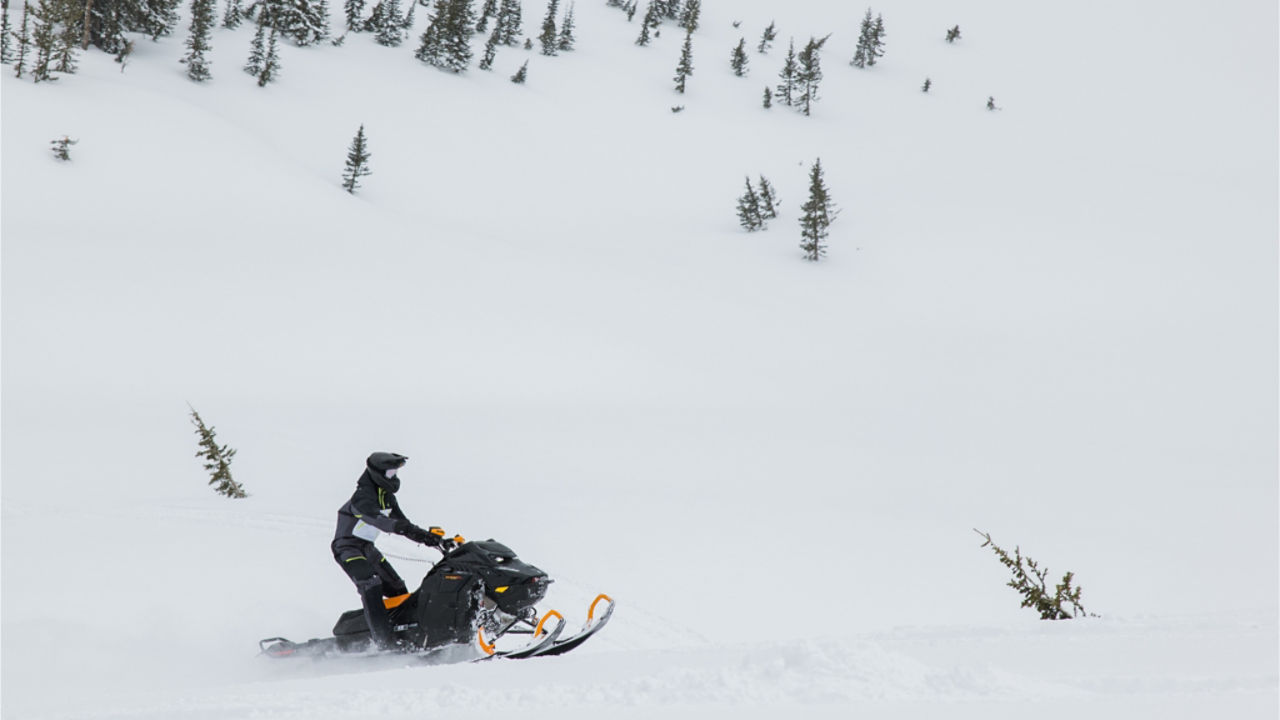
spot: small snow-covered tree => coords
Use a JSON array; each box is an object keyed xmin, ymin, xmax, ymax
[
  {"xmin": 0, "ymin": 0, "xmax": 12, "ymax": 64},
  {"xmin": 677, "ymin": 0, "xmax": 697, "ymax": 32},
  {"xmin": 181, "ymin": 0, "xmax": 215, "ymax": 80},
  {"xmin": 868, "ymin": 13, "xmax": 885, "ymax": 66},
  {"xmin": 795, "ymin": 34, "xmax": 828, "ymax": 116},
  {"xmin": 736, "ymin": 176, "xmax": 763, "ymax": 231},
  {"xmin": 536, "ymin": 0, "xmax": 556, "ymax": 55},
  {"xmin": 672, "ymin": 27, "xmax": 691, "ymax": 93},
  {"xmin": 729, "ymin": 36, "xmax": 747, "ymax": 76},
  {"xmin": 851, "ymin": 8, "xmax": 872, "ymax": 68},
  {"xmin": 28, "ymin": 0, "xmax": 57, "ymax": 82},
  {"xmin": 11, "ymin": 1, "xmax": 30, "ymax": 77},
  {"xmin": 761, "ymin": 85, "xmax": 771, "ymax": 108},
  {"xmin": 244, "ymin": 18, "xmax": 266, "ymax": 74},
  {"xmin": 921, "ymin": 77, "xmax": 931, "ymax": 92},
  {"xmin": 799, "ymin": 158, "xmax": 837, "ymax": 261},
  {"xmin": 509, "ymin": 57, "xmax": 526, "ymax": 82},
  {"xmin": 946, "ymin": 24, "xmax": 960, "ymax": 43},
  {"xmin": 494, "ymin": 0, "xmax": 520, "ymax": 45},
  {"xmin": 343, "ymin": 0, "xmax": 363, "ymax": 31},
  {"xmin": 190, "ymin": 406, "xmax": 247, "ymax": 499},
  {"xmin": 223, "ymin": 0, "xmax": 244, "ymax": 27},
  {"xmin": 757, "ymin": 175, "xmax": 778, "ymax": 219},
  {"xmin": 974, "ymin": 530, "xmax": 1092, "ymax": 620},
  {"xmin": 634, "ymin": 0, "xmax": 655, "ymax": 46},
  {"xmin": 555, "ymin": 1, "xmax": 573, "ymax": 51},
  {"xmin": 756, "ymin": 19, "xmax": 774, "ymax": 53},
  {"xmin": 475, "ymin": 0, "xmax": 494, "ymax": 31},
  {"xmin": 256, "ymin": 23, "xmax": 280, "ymax": 85},
  {"xmin": 773, "ymin": 37, "xmax": 797, "ymax": 106},
  {"xmin": 50, "ymin": 134, "xmax": 77, "ymax": 160},
  {"xmin": 341, "ymin": 124, "xmax": 371, "ymax": 193},
  {"xmin": 478, "ymin": 21, "xmax": 498, "ymax": 68}
]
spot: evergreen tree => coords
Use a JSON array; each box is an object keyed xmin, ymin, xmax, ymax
[
  {"xmin": 974, "ymin": 530, "xmax": 1092, "ymax": 620},
  {"xmin": 474, "ymin": 0, "xmax": 493, "ymax": 31},
  {"xmin": 401, "ymin": 0, "xmax": 414, "ymax": 28},
  {"xmin": 82, "ymin": 0, "xmax": 182, "ymax": 54},
  {"xmin": 799, "ymin": 158, "xmax": 837, "ymax": 261},
  {"xmin": 28, "ymin": 0, "xmax": 56, "ymax": 82},
  {"xmin": 343, "ymin": 0, "xmax": 363, "ymax": 30},
  {"xmin": 729, "ymin": 36, "xmax": 746, "ymax": 76},
  {"xmin": 945, "ymin": 24, "xmax": 959, "ymax": 43},
  {"xmin": 634, "ymin": 0, "xmax": 654, "ymax": 45},
  {"xmin": 478, "ymin": 20, "xmax": 497, "ymax": 68},
  {"xmin": 755, "ymin": 19, "xmax": 773, "ymax": 53},
  {"xmin": 371, "ymin": 0, "xmax": 404, "ymax": 45},
  {"xmin": 555, "ymin": 1, "xmax": 573, "ymax": 51},
  {"xmin": 53, "ymin": 0, "xmax": 78, "ymax": 74},
  {"xmin": 536, "ymin": 0, "xmax": 555, "ymax": 55},
  {"xmin": 676, "ymin": 0, "xmax": 696, "ymax": 32},
  {"xmin": 12, "ymin": 0, "xmax": 29, "ymax": 77},
  {"xmin": 494, "ymin": 0, "xmax": 518, "ymax": 44},
  {"xmin": 0, "ymin": 0, "xmax": 10, "ymax": 65},
  {"xmin": 623, "ymin": 0, "xmax": 635, "ymax": 21},
  {"xmin": 868, "ymin": 13, "xmax": 884, "ymax": 66},
  {"xmin": 415, "ymin": 0, "xmax": 473, "ymax": 72},
  {"xmin": 181, "ymin": 0, "xmax": 215, "ymax": 81},
  {"xmin": 773, "ymin": 37, "xmax": 796, "ymax": 106},
  {"xmin": 794, "ymin": 34, "xmax": 828, "ymax": 116},
  {"xmin": 253, "ymin": 0, "xmax": 329, "ymax": 46},
  {"xmin": 189, "ymin": 406, "xmax": 247, "ymax": 499},
  {"xmin": 672, "ymin": 26, "xmax": 691, "ymax": 93},
  {"xmin": 509, "ymin": 57, "xmax": 526, "ymax": 82},
  {"xmin": 244, "ymin": 17, "xmax": 265, "ymax": 74},
  {"xmin": 736, "ymin": 176, "xmax": 763, "ymax": 231},
  {"xmin": 987, "ymin": 95, "xmax": 997, "ymax": 111},
  {"xmin": 341, "ymin": 124, "xmax": 371, "ymax": 193},
  {"xmin": 761, "ymin": 85, "xmax": 770, "ymax": 108},
  {"xmin": 757, "ymin": 175, "xmax": 777, "ymax": 219},
  {"xmin": 223, "ymin": 0, "xmax": 243, "ymax": 27},
  {"xmin": 257, "ymin": 23, "xmax": 279, "ymax": 84},
  {"xmin": 851, "ymin": 8, "xmax": 871, "ymax": 68},
  {"xmin": 50, "ymin": 134, "xmax": 77, "ymax": 160},
  {"xmin": 921, "ymin": 77, "xmax": 930, "ymax": 92}
]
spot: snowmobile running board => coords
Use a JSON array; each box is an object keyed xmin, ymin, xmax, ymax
[{"xmin": 259, "ymin": 594, "xmax": 614, "ymax": 663}]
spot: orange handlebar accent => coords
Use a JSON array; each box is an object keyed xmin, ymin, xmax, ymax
[
  {"xmin": 476, "ymin": 627, "xmax": 496, "ymax": 655},
  {"xmin": 534, "ymin": 610, "xmax": 564, "ymax": 637},
  {"xmin": 588, "ymin": 593, "xmax": 614, "ymax": 622}
]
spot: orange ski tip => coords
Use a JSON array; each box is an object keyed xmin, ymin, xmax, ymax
[
  {"xmin": 534, "ymin": 609, "xmax": 565, "ymax": 637},
  {"xmin": 588, "ymin": 594, "xmax": 614, "ymax": 622},
  {"xmin": 477, "ymin": 627, "xmax": 496, "ymax": 655}
]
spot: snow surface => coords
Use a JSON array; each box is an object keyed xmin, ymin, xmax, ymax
[{"xmin": 2, "ymin": 0, "xmax": 1277, "ymax": 717}]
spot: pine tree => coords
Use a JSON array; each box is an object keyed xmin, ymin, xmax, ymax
[
  {"xmin": 244, "ymin": 18, "xmax": 266, "ymax": 74},
  {"xmin": 736, "ymin": 176, "xmax": 763, "ymax": 231},
  {"xmin": 729, "ymin": 36, "xmax": 747, "ymax": 76},
  {"xmin": 921, "ymin": 77, "xmax": 931, "ymax": 92},
  {"xmin": 372, "ymin": 0, "xmax": 404, "ymax": 45},
  {"xmin": 555, "ymin": 1, "xmax": 573, "ymax": 51},
  {"xmin": 509, "ymin": 57, "xmax": 526, "ymax": 82},
  {"xmin": 180, "ymin": 0, "xmax": 214, "ymax": 80},
  {"xmin": 415, "ymin": 0, "xmax": 473, "ymax": 72},
  {"xmin": 536, "ymin": 0, "xmax": 556, "ymax": 55},
  {"xmin": 343, "ymin": 0, "xmax": 363, "ymax": 30},
  {"xmin": 478, "ymin": 20, "xmax": 497, "ymax": 68},
  {"xmin": 474, "ymin": 0, "xmax": 493, "ymax": 31},
  {"xmin": 987, "ymin": 95, "xmax": 997, "ymax": 111},
  {"xmin": 189, "ymin": 406, "xmax": 247, "ymax": 499},
  {"xmin": 82, "ymin": 0, "xmax": 182, "ymax": 54},
  {"xmin": 257, "ymin": 23, "xmax": 279, "ymax": 85},
  {"xmin": 255, "ymin": 0, "xmax": 329, "ymax": 46},
  {"xmin": 50, "ymin": 134, "xmax": 77, "ymax": 160},
  {"xmin": 623, "ymin": 0, "xmax": 635, "ymax": 21},
  {"xmin": 342, "ymin": 124, "xmax": 371, "ymax": 192},
  {"xmin": 756, "ymin": 19, "xmax": 773, "ymax": 53},
  {"xmin": 401, "ymin": 0, "xmax": 414, "ymax": 28},
  {"xmin": 945, "ymin": 24, "xmax": 959, "ymax": 43},
  {"xmin": 757, "ymin": 175, "xmax": 777, "ymax": 219},
  {"xmin": 799, "ymin": 158, "xmax": 837, "ymax": 261},
  {"xmin": 672, "ymin": 27, "xmax": 691, "ymax": 93},
  {"xmin": 634, "ymin": 0, "xmax": 654, "ymax": 45},
  {"xmin": 676, "ymin": 0, "xmax": 697, "ymax": 32},
  {"xmin": 851, "ymin": 8, "xmax": 871, "ymax": 68},
  {"xmin": 868, "ymin": 13, "xmax": 884, "ymax": 66},
  {"xmin": 494, "ymin": 0, "xmax": 519, "ymax": 44},
  {"xmin": 774, "ymin": 37, "xmax": 797, "ymax": 106},
  {"xmin": 761, "ymin": 85, "xmax": 770, "ymax": 108},
  {"xmin": 974, "ymin": 530, "xmax": 1091, "ymax": 620},
  {"xmin": 223, "ymin": 0, "xmax": 243, "ymax": 27},
  {"xmin": 12, "ymin": 0, "xmax": 30, "ymax": 77},
  {"xmin": 28, "ymin": 0, "xmax": 56, "ymax": 82},
  {"xmin": 52, "ymin": 0, "xmax": 78, "ymax": 74},
  {"xmin": 1, "ymin": 0, "xmax": 13, "ymax": 63},
  {"xmin": 795, "ymin": 34, "xmax": 828, "ymax": 116}
]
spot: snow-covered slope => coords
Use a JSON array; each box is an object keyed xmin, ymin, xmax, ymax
[{"xmin": 2, "ymin": 0, "xmax": 1276, "ymax": 718}]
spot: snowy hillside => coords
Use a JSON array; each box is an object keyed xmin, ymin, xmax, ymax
[{"xmin": 2, "ymin": 0, "xmax": 1277, "ymax": 718}]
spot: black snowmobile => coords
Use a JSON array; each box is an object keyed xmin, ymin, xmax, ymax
[{"xmin": 259, "ymin": 539, "xmax": 613, "ymax": 661}]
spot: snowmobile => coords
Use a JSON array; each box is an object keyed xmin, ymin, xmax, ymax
[{"xmin": 259, "ymin": 539, "xmax": 613, "ymax": 661}]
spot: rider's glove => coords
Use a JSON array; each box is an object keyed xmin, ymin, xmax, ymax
[
  {"xmin": 400, "ymin": 524, "xmax": 442, "ymax": 546},
  {"xmin": 440, "ymin": 534, "xmax": 465, "ymax": 552}
]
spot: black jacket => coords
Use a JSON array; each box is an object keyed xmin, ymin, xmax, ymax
[{"xmin": 332, "ymin": 470, "xmax": 414, "ymax": 557}]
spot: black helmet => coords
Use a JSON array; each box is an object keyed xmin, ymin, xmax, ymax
[{"xmin": 366, "ymin": 452, "xmax": 408, "ymax": 492}]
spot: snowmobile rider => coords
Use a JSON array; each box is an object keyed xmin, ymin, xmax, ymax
[{"xmin": 332, "ymin": 451, "xmax": 462, "ymax": 649}]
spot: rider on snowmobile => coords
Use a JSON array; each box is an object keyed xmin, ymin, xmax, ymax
[{"xmin": 331, "ymin": 452, "xmax": 459, "ymax": 649}]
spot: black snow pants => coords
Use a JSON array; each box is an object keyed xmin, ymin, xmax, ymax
[{"xmin": 333, "ymin": 544, "xmax": 408, "ymax": 649}]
